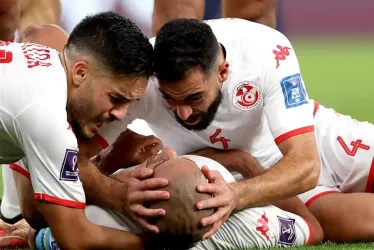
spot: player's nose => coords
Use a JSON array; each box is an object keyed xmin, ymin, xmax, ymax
[
  {"xmin": 110, "ymin": 105, "xmax": 129, "ymax": 121},
  {"xmin": 176, "ymin": 106, "xmax": 193, "ymax": 120}
]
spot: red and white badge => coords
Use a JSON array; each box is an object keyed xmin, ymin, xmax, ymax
[{"xmin": 232, "ymin": 81, "xmax": 262, "ymax": 111}]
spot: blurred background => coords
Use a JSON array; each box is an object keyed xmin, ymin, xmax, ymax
[{"xmin": 57, "ymin": 0, "xmax": 374, "ymax": 124}]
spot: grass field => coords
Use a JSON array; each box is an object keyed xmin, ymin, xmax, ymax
[{"xmin": 1, "ymin": 37, "xmax": 374, "ymax": 249}]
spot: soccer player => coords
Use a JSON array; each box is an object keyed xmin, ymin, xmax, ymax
[
  {"xmin": 30, "ymin": 148, "xmax": 323, "ymax": 249},
  {"xmin": 95, "ymin": 18, "xmax": 374, "ymax": 242},
  {"xmin": 0, "ymin": 12, "xmax": 158, "ymax": 250},
  {"xmin": 91, "ymin": 18, "xmax": 321, "ymax": 239},
  {"xmin": 152, "ymin": 0, "xmax": 277, "ymax": 36}
]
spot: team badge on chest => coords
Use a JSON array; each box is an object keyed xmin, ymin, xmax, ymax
[{"xmin": 233, "ymin": 81, "xmax": 262, "ymax": 111}]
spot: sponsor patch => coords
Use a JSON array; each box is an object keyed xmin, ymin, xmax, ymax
[
  {"xmin": 280, "ymin": 73, "xmax": 308, "ymax": 109},
  {"xmin": 233, "ymin": 81, "xmax": 262, "ymax": 111},
  {"xmin": 277, "ymin": 216, "xmax": 296, "ymax": 246},
  {"xmin": 59, "ymin": 149, "xmax": 79, "ymax": 181}
]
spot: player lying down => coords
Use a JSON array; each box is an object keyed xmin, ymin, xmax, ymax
[{"xmin": 29, "ymin": 149, "xmax": 322, "ymax": 249}]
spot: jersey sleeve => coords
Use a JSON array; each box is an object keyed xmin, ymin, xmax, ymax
[
  {"xmin": 16, "ymin": 101, "xmax": 85, "ymax": 209},
  {"xmin": 262, "ymin": 32, "xmax": 315, "ymax": 145}
]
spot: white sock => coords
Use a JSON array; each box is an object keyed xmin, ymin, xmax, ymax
[{"xmin": 1, "ymin": 165, "xmax": 22, "ymax": 219}]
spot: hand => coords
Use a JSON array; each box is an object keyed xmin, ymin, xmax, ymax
[
  {"xmin": 196, "ymin": 166, "xmax": 237, "ymax": 240},
  {"xmin": 111, "ymin": 147, "xmax": 177, "ymax": 233},
  {"xmin": 99, "ymin": 129, "xmax": 164, "ymax": 174}
]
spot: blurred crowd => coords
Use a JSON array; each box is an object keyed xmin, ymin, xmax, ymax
[{"xmin": 1, "ymin": 0, "xmax": 280, "ymax": 42}]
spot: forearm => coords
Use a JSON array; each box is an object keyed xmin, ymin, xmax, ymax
[
  {"xmin": 35, "ymin": 199, "xmax": 143, "ymax": 250},
  {"xmin": 233, "ymin": 153, "xmax": 319, "ymax": 210},
  {"xmin": 79, "ymin": 155, "xmax": 127, "ymax": 212},
  {"xmin": 84, "ymin": 226, "xmax": 144, "ymax": 250}
]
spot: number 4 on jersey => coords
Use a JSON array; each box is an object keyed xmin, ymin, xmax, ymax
[
  {"xmin": 337, "ymin": 136, "xmax": 370, "ymax": 156},
  {"xmin": 210, "ymin": 129, "xmax": 231, "ymax": 149}
]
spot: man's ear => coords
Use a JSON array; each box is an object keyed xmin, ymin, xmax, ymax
[
  {"xmin": 218, "ymin": 61, "xmax": 229, "ymax": 83},
  {"xmin": 71, "ymin": 61, "xmax": 88, "ymax": 87}
]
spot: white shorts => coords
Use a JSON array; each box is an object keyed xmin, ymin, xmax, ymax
[{"xmin": 298, "ymin": 102, "xmax": 374, "ymax": 206}]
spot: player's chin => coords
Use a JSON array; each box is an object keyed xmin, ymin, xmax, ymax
[{"xmin": 82, "ymin": 124, "xmax": 99, "ymax": 138}]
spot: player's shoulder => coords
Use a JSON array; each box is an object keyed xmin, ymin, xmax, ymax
[{"xmin": 206, "ymin": 18, "xmax": 289, "ymax": 46}]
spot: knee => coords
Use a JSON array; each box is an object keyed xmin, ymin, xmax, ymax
[{"xmin": 309, "ymin": 220, "xmax": 324, "ymax": 246}]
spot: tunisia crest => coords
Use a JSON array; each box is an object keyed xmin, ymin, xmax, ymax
[{"xmin": 233, "ymin": 82, "xmax": 262, "ymax": 111}]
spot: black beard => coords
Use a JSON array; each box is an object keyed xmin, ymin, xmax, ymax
[{"xmin": 173, "ymin": 91, "xmax": 223, "ymax": 131}]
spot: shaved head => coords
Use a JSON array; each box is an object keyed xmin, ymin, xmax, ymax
[{"xmin": 146, "ymin": 157, "xmax": 214, "ymax": 249}]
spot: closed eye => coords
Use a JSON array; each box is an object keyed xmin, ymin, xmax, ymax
[
  {"xmin": 161, "ymin": 94, "xmax": 172, "ymax": 100},
  {"xmin": 187, "ymin": 94, "xmax": 204, "ymax": 103},
  {"xmin": 109, "ymin": 95, "xmax": 130, "ymax": 104}
]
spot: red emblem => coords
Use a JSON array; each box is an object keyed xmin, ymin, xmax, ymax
[
  {"xmin": 256, "ymin": 213, "xmax": 270, "ymax": 240},
  {"xmin": 233, "ymin": 82, "xmax": 262, "ymax": 111},
  {"xmin": 273, "ymin": 45, "xmax": 292, "ymax": 68}
]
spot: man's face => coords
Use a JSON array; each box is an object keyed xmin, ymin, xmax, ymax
[
  {"xmin": 158, "ymin": 68, "xmax": 223, "ymax": 131},
  {"xmin": 68, "ymin": 68, "xmax": 147, "ymax": 139}
]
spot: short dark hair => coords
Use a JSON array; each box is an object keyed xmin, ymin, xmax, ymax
[
  {"xmin": 66, "ymin": 11, "xmax": 153, "ymax": 78},
  {"xmin": 154, "ymin": 18, "xmax": 219, "ymax": 82}
]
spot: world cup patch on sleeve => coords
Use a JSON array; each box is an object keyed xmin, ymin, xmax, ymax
[
  {"xmin": 277, "ymin": 216, "xmax": 296, "ymax": 246},
  {"xmin": 280, "ymin": 73, "xmax": 308, "ymax": 109},
  {"xmin": 59, "ymin": 149, "xmax": 79, "ymax": 181}
]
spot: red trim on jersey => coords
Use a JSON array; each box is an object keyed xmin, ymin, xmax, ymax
[
  {"xmin": 93, "ymin": 134, "xmax": 109, "ymax": 149},
  {"xmin": 365, "ymin": 157, "xmax": 374, "ymax": 192},
  {"xmin": 9, "ymin": 164, "xmax": 30, "ymax": 180},
  {"xmin": 305, "ymin": 190, "xmax": 340, "ymax": 207},
  {"xmin": 303, "ymin": 218, "xmax": 313, "ymax": 246},
  {"xmin": 274, "ymin": 126, "xmax": 315, "ymax": 145},
  {"xmin": 34, "ymin": 193, "xmax": 86, "ymax": 209},
  {"xmin": 313, "ymin": 101, "xmax": 319, "ymax": 117}
]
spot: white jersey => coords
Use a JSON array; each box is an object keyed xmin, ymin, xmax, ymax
[
  {"xmin": 97, "ymin": 18, "xmax": 315, "ymax": 169},
  {"xmin": 0, "ymin": 41, "xmax": 85, "ymax": 208},
  {"xmin": 85, "ymin": 155, "xmax": 311, "ymax": 249}
]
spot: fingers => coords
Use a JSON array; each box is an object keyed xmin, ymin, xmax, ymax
[
  {"xmin": 201, "ymin": 165, "xmax": 211, "ymax": 180},
  {"xmin": 202, "ymin": 220, "xmax": 223, "ymax": 240},
  {"xmin": 132, "ymin": 204, "xmax": 166, "ymax": 218},
  {"xmin": 196, "ymin": 193, "xmax": 228, "ymax": 210},
  {"xmin": 197, "ymin": 183, "xmax": 219, "ymax": 196},
  {"xmin": 201, "ymin": 166, "xmax": 223, "ymax": 183},
  {"xmin": 135, "ymin": 216, "xmax": 160, "ymax": 234},
  {"xmin": 200, "ymin": 207, "xmax": 227, "ymax": 227},
  {"xmin": 130, "ymin": 167, "xmax": 154, "ymax": 179},
  {"xmin": 129, "ymin": 190, "xmax": 170, "ymax": 204},
  {"xmin": 137, "ymin": 177, "xmax": 169, "ymax": 191}
]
